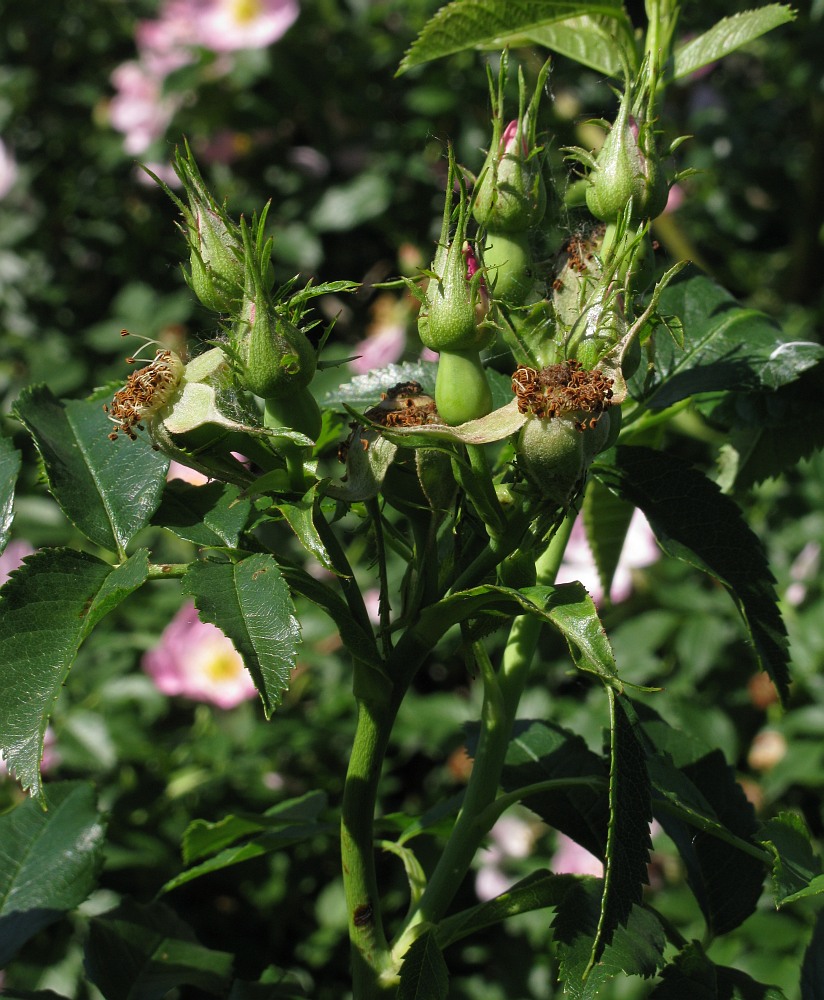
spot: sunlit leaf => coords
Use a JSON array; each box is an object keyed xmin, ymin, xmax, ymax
[
  {"xmin": 519, "ymin": 14, "xmax": 630, "ymax": 75},
  {"xmin": 437, "ymin": 871, "xmax": 577, "ymax": 948},
  {"xmin": 184, "ymin": 554, "xmax": 301, "ymax": 718},
  {"xmin": 399, "ymin": 0, "xmax": 628, "ymax": 73},
  {"xmin": 671, "ymin": 6, "xmax": 796, "ymax": 82},
  {"xmin": 14, "ymin": 386, "xmax": 169, "ymax": 553},
  {"xmin": 0, "ymin": 549, "xmax": 149, "ymax": 798},
  {"xmin": 639, "ymin": 273, "xmax": 823, "ymax": 410}
]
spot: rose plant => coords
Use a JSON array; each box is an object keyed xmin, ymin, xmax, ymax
[{"xmin": 2, "ymin": 2, "xmax": 823, "ymax": 998}]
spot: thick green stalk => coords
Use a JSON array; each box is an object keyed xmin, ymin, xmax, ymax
[
  {"xmin": 499, "ymin": 509, "xmax": 575, "ymax": 718},
  {"xmin": 394, "ymin": 508, "xmax": 578, "ymax": 953},
  {"xmin": 342, "ymin": 611, "xmax": 461, "ymax": 995},
  {"xmin": 341, "ymin": 665, "xmax": 399, "ymax": 999},
  {"xmin": 392, "ymin": 644, "xmax": 508, "ymax": 956},
  {"xmin": 393, "ymin": 510, "xmax": 576, "ymax": 958},
  {"xmin": 449, "ymin": 444, "xmax": 506, "ymax": 537}
]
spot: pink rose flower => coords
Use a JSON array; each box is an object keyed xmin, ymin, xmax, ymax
[
  {"xmin": 551, "ymin": 833, "xmax": 604, "ymax": 877},
  {"xmin": 143, "ymin": 601, "xmax": 258, "ymax": 708},
  {"xmin": 475, "ymin": 814, "xmax": 538, "ymax": 901},
  {"xmin": 109, "ymin": 61, "xmax": 181, "ymax": 155},
  {"xmin": 167, "ymin": 460, "xmax": 210, "ymax": 486},
  {"xmin": 556, "ymin": 508, "xmax": 659, "ymax": 605},
  {"xmin": 0, "ymin": 539, "xmax": 36, "ymax": 588},
  {"xmin": 190, "ymin": 0, "xmax": 300, "ymax": 53},
  {"xmin": 0, "ymin": 139, "xmax": 19, "ymax": 201},
  {"xmin": 349, "ymin": 324, "xmax": 407, "ymax": 375},
  {"xmin": 135, "ymin": 14, "xmax": 196, "ymax": 77}
]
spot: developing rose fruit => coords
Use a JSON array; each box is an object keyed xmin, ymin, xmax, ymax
[
  {"xmin": 239, "ymin": 302, "xmax": 316, "ymax": 400},
  {"xmin": 233, "ymin": 216, "xmax": 317, "ymax": 403},
  {"xmin": 435, "ymin": 348, "xmax": 493, "ymax": 425},
  {"xmin": 512, "ymin": 362, "xmax": 615, "ymax": 503},
  {"xmin": 472, "ymin": 54, "xmax": 550, "ymax": 233},
  {"xmin": 419, "ymin": 151, "xmax": 489, "ymax": 354},
  {"xmin": 585, "ymin": 88, "xmax": 668, "ymax": 224},
  {"xmin": 517, "ymin": 416, "xmax": 586, "ymax": 506},
  {"xmin": 420, "ymin": 238, "xmax": 490, "ymax": 354}
]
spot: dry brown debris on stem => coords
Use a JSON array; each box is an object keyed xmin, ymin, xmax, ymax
[{"xmin": 338, "ymin": 381, "xmax": 439, "ymax": 461}]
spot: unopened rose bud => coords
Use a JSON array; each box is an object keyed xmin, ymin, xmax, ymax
[
  {"xmin": 233, "ymin": 219, "xmax": 316, "ymax": 401},
  {"xmin": 472, "ymin": 56, "xmax": 550, "ymax": 233},
  {"xmin": 419, "ymin": 155, "xmax": 490, "ymax": 354},
  {"xmin": 585, "ymin": 89, "xmax": 668, "ymax": 224},
  {"xmin": 168, "ymin": 142, "xmax": 246, "ymax": 313}
]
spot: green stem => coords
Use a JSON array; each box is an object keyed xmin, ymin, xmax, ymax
[
  {"xmin": 403, "ymin": 513, "xmax": 441, "ymax": 625},
  {"xmin": 499, "ymin": 509, "xmax": 576, "ymax": 719},
  {"xmin": 147, "ymin": 563, "xmax": 190, "ymax": 579},
  {"xmin": 449, "ymin": 448, "xmax": 506, "ymax": 537},
  {"xmin": 447, "ymin": 500, "xmax": 561, "ymax": 596},
  {"xmin": 476, "ymin": 775, "xmax": 609, "ymax": 832},
  {"xmin": 366, "ymin": 498, "xmax": 393, "ymax": 658},
  {"xmin": 393, "ymin": 643, "xmax": 509, "ymax": 955},
  {"xmin": 312, "ymin": 507, "xmax": 374, "ymax": 639},
  {"xmin": 620, "ymin": 396, "xmax": 691, "ymax": 435},
  {"xmin": 394, "ymin": 508, "xmax": 578, "ymax": 956},
  {"xmin": 341, "ymin": 667, "xmax": 399, "ymax": 998},
  {"xmin": 343, "ymin": 609, "xmax": 465, "ymax": 994},
  {"xmin": 467, "ymin": 443, "xmax": 506, "ymax": 534}
]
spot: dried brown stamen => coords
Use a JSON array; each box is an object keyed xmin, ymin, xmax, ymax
[
  {"xmin": 338, "ymin": 381, "xmax": 439, "ymax": 461},
  {"xmin": 106, "ymin": 348, "xmax": 184, "ymax": 441},
  {"xmin": 512, "ymin": 361, "xmax": 614, "ymax": 430}
]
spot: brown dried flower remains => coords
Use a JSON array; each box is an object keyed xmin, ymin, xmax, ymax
[
  {"xmin": 512, "ymin": 361, "xmax": 614, "ymax": 430},
  {"xmin": 560, "ymin": 227, "xmax": 605, "ymax": 274},
  {"xmin": 339, "ymin": 381, "xmax": 439, "ymax": 461},
  {"xmin": 105, "ymin": 340, "xmax": 184, "ymax": 441}
]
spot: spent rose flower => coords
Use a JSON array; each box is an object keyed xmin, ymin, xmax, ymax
[{"xmin": 143, "ymin": 601, "xmax": 257, "ymax": 708}]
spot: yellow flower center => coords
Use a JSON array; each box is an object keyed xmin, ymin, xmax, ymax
[
  {"xmin": 229, "ymin": 0, "xmax": 263, "ymax": 24},
  {"xmin": 205, "ymin": 649, "xmax": 245, "ymax": 683}
]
